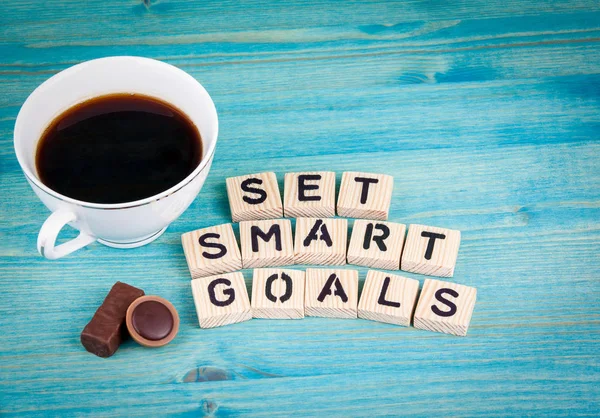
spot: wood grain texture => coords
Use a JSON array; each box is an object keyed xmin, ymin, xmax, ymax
[
  {"xmin": 401, "ymin": 224, "xmax": 461, "ymax": 277},
  {"xmin": 337, "ymin": 172, "xmax": 394, "ymax": 220},
  {"xmin": 413, "ymin": 278, "xmax": 477, "ymax": 336},
  {"xmin": 181, "ymin": 223, "xmax": 242, "ymax": 279},
  {"xmin": 304, "ymin": 268, "xmax": 358, "ymax": 319},
  {"xmin": 190, "ymin": 271, "xmax": 252, "ymax": 329},
  {"xmin": 294, "ymin": 217, "xmax": 348, "ymax": 265},
  {"xmin": 239, "ymin": 219, "xmax": 294, "ymax": 268},
  {"xmin": 251, "ymin": 268, "xmax": 305, "ymax": 319},
  {"xmin": 283, "ymin": 171, "xmax": 336, "ymax": 218},
  {"xmin": 357, "ymin": 270, "xmax": 419, "ymax": 327},
  {"xmin": 226, "ymin": 172, "xmax": 283, "ymax": 222},
  {"xmin": 1, "ymin": 0, "xmax": 600, "ymax": 415},
  {"xmin": 347, "ymin": 219, "xmax": 406, "ymax": 269}
]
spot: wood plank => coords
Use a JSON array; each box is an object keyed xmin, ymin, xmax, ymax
[{"xmin": 1, "ymin": 0, "xmax": 600, "ymax": 415}]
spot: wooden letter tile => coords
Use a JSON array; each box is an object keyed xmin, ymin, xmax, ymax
[
  {"xmin": 226, "ymin": 172, "xmax": 283, "ymax": 222},
  {"xmin": 401, "ymin": 224, "xmax": 461, "ymax": 277},
  {"xmin": 181, "ymin": 223, "xmax": 242, "ymax": 279},
  {"xmin": 413, "ymin": 279, "xmax": 477, "ymax": 336},
  {"xmin": 305, "ymin": 268, "xmax": 358, "ymax": 319},
  {"xmin": 347, "ymin": 220, "xmax": 406, "ymax": 269},
  {"xmin": 239, "ymin": 219, "xmax": 294, "ymax": 268},
  {"xmin": 191, "ymin": 271, "xmax": 252, "ymax": 329},
  {"xmin": 283, "ymin": 171, "xmax": 336, "ymax": 218},
  {"xmin": 337, "ymin": 172, "xmax": 393, "ymax": 220},
  {"xmin": 357, "ymin": 270, "xmax": 419, "ymax": 327},
  {"xmin": 294, "ymin": 217, "xmax": 348, "ymax": 265},
  {"xmin": 251, "ymin": 268, "xmax": 305, "ymax": 319}
]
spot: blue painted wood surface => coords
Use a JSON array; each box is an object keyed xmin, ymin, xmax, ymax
[{"xmin": 1, "ymin": 0, "xmax": 599, "ymax": 415}]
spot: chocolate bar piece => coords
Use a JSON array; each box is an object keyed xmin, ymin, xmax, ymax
[{"xmin": 81, "ymin": 281, "xmax": 144, "ymax": 357}]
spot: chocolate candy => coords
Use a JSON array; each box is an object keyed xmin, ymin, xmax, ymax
[
  {"xmin": 126, "ymin": 296, "xmax": 179, "ymax": 347},
  {"xmin": 80, "ymin": 281, "xmax": 144, "ymax": 358}
]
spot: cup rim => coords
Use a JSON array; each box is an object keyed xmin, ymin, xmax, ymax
[{"xmin": 13, "ymin": 56, "xmax": 219, "ymax": 210}]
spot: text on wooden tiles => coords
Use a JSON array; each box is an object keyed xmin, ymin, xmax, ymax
[{"xmin": 190, "ymin": 268, "xmax": 476, "ymax": 336}]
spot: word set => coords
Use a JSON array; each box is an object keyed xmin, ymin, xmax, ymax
[{"xmin": 182, "ymin": 171, "xmax": 477, "ymax": 336}]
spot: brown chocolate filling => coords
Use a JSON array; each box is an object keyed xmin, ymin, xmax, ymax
[{"xmin": 131, "ymin": 300, "xmax": 173, "ymax": 341}]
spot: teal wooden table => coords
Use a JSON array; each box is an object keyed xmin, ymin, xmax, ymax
[{"xmin": 1, "ymin": 1, "xmax": 599, "ymax": 416}]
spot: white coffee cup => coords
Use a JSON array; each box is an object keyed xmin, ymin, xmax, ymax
[{"xmin": 14, "ymin": 56, "xmax": 218, "ymax": 260}]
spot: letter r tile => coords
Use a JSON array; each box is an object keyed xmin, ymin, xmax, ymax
[
  {"xmin": 347, "ymin": 220, "xmax": 406, "ymax": 270},
  {"xmin": 401, "ymin": 224, "xmax": 461, "ymax": 277},
  {"xmin": 191, "ymin": 272, "xmax": 252, "ymax": 329}
]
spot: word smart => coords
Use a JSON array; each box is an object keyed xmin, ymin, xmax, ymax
[{"xmin": 182, "ymin": 220, "xmax": 461, "ymax": 278}]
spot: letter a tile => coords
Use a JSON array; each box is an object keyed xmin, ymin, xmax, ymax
[
  {"xmin": 305, "ymin": 268, "xmax": 358, "ymax": 319},
  {"xmin": 337, "ymin": 172, "xmax": 393, "ymax": 220},
  {"xmin": 294, "ymin": 218, "xmax": 348, "ymax": 265},
  {"xmin": 413, "ymin": 279, "xmax": 477, "ymax": 336},
  {"xmin": 401, "ymin": 224, "xmax": 461, "ymax": 277},
  {"xmin": 191, "ymin": 272, "xmax": 252, "ymax": 329},
  {"xmin": 284, "ymin": 171, "xmax": 336, "ymax": 218},
  {"xmin": 226, "ymin": 172, "xmax": 283, "ymax": 222},
  {"xmin": 357, "ymin": 270, "xmax": 419, "ymax": 327},
  {"xmin": 181, "ymin": 223, "xmax": 242, "ymax": 279},
  {"xmin": 347, "ymin": 220, "xmax": 406, "ymax": 270},
  {"xmin": 251, "ymin": 268, "xmax": 305, "ymax": 319},
  {"xmin": 239, "ymin": 219, "xmax": 294, "ymax": 268}
]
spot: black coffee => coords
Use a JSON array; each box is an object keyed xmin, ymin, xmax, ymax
[{"xmin": 36, "ymin": 93, "xmax": 202, "ymax": 204}]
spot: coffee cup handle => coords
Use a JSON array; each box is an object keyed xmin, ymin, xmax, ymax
[{"xmin": 37, "ymin": 210, "xmax": 97, "ymax": 260}]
